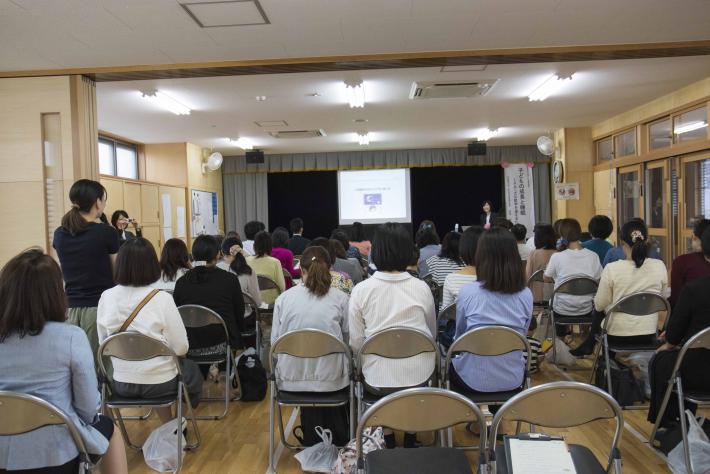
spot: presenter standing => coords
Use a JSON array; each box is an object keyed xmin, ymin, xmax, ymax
[{"xmin": 479, "ymin": 200, "xmax": 498, "ymax": 229}]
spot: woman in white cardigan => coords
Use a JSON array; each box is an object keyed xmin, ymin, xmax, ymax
[
  {"xmin": 217, "ymin": 237, "xmax": 263, "ymax": 317},
  {"xmin": 97, "ymin": 238, "xmax": 203, "ymax": 422}
]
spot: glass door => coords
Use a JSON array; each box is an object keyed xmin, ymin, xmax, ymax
[
  {"xmin": 618, "ymin": 164, "xmax": 644, "ymax": 225},
  {"xmin": 679, "ymin": 153, "xmax": 710, "ymax": 255},
  {"xmin": 645, "ymin": 160, "xmax": 671, "ymax": 265}
]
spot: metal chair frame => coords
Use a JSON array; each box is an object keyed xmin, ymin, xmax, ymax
[
  {"xmin": 489, "ymin": 381, "xmax": 624, "ymax": 474},
  {"xmin": 97, "ymin": 332, "xmax": 201, "ymax": 472},
  {"xmin": 0, "ymin": 390, "xmax": 98, "ymax": 473},
  {"xmin": 589, "ymin": 291, "xmax": 669, "ymax": 409},
  {"xmin": 649, "ymin": 327, "xmax": 710, "ymax": 473},
  {"xmin": 548, "ymin": 275, "xmax": 599, "ymax": 363},
  {"xmin": 178, "ymin": 304, "xmax": 236, "ymax": 419},
  {"xmin": 268, "ymin": 329, "xmax": 355, "ymax": 473},
  {"xmin": 422, "ymin": 274, "xmax": 443, "ymax": 313},
  {"xmin": 355, "ymin": 387, "xmax": 487, "ymax": 474},
  {"xmin": 437, "ymin": 303, "xmax": 457, "ymax": 356},
  {"xmin": 241, "ymin": 292, "xmax": 263, "ymax": 358}
]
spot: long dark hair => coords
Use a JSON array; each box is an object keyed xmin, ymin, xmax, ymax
[
  {"xmin": 475, "ymin": 228, "xmax": 525, "ymax": 294},
  {"xmin": 620, "ymin": 220, "xmax": 650, "ymax": 268},
  {"xmin": 221, "ymin": 237, "xmax": 252, "ymax": 276},
  {"xmin": 556, "ymin": 218, "xmax": 582, "ymax": 251},
  {"xmin": 61, "ymin": 179, "xmax": 106, "ymax": 235},
  {"xmin": 254, "ymin": 231, "xmax": 272, "ymax": 257},
  {"xmin": 301, "ymin": 246, "xmax": 332, "ymax": 297},
  {"xmin": 115, "ymin": 238, "xmax": 161, "ymax": 286},
  {"xmin": 185, "ymin": 235, "xmax": 220, "ymax": 283},
  {"xmin": 439, "ymin": 231, "xmax": 462, "ymax": 262},
  {"xmin": 351, "ymin": 222, "xmax": 366, "ymax": 242},
  {"xmin": 160, "ymin": 238, "xmax": 191, "ymax": 281},
  {"xmin": 272, "ymin": 227, "xmax": 290, "ymax": 249},
  {"xmin": 459, "ymin": 226, "xmax": 484, "ymax": 266},
  {"xmin": 0, "ymin": 249, "xmax": 67, "ymax": 341}
]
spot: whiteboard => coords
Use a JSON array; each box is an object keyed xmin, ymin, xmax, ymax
[{"xmin": 191, "ymin": 189, "xmax": 219, "ymax": 237}]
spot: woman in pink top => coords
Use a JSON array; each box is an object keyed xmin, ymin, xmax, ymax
[
  {"xmin": 271, "ymin": 227, "xmax": 299, "ymax": 288},
  {"xmin": 349, "ymin": 222, "xmax": 371, "ymax": 257}
]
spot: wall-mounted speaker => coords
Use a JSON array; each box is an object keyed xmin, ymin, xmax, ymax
[
  {"xmin": 245, "ymin": 150, "xmax": 265, "ymax": 164},
  {"xmin": 468, "ymin": 141, "xmax": 487, "ymax": 156}
]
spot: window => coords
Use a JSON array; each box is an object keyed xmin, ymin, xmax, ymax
[
  {"xmin": 648, "ymin": 118, "xmax": 672, "ymax": 150},
  {"xmin": 614, "ymin": 128, "xmax": 636, "ymax": 158},
  {"xmin": 98, "ymin": 137, "xmax": 138, "ymax": 179},
  {"xmin": 674, "ymin": 106, "xmax": 708, "ymax": 144},
  {"xmin": 596, "ymin": 137, "xmax": 613, "ymax": 163}
]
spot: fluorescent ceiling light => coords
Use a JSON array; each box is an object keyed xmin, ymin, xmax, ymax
[
  {"xmin": 345, "ymin": 82, "xmax": 365, "ymax": 108},
  {"xmin": 528, "ymin": 74, "xmax": 575, "ymax": 102},
  {"xmin": 141, "ymin": 90, "xmax": 191, "ymax": 115},
  {"xmin": 674, "ymin": 121, "xmax": 708, "ymax": 134},
  {"xmin": 357, "ymin": 132, "xmax": 370, "ymax": 145},
  {"xmin": 475, "ymin": 128, "xmax": 498, "ymax": 141},
  {"xmin": 226, "ymin": 137, "xmax": 254, "ymax": 150}
]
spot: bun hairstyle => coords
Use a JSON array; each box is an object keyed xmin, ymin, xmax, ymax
[
  {"xmin": 556, "ymin": 218, "xmax": 582, "ymax": 251},
  {"xmin": 620, "ymin": 220, "xmax": 649, "ymax": 268},
  {"xmin": 221, "ymin": 237, "xmax": 252, "ymax": 276},
  {"xmin": 300, "ymin": 246, "xmax": 332, "ymax": 297},
  {"xmin": 61, "ymin": 179, "xmax": 106, "ymax": 235}
]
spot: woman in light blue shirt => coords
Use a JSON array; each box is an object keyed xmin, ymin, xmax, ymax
[
  {"xmin": 0, "ymin": 249, "xmax": 127, "ymax": 474},
  {"xmin": 451, "ymin": 228, "xmax": 533, "ymax": 397}
]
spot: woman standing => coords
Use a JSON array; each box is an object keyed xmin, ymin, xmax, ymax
[
  {"xmin": 479, "ymin": 200, "xmax": 498, "ymax": 229},
  {"xmin": 110, "ymin": 210, "xmax": 142, "ymax": 247},
  {"xmin": 53, "ymin": 179, "xmax": 119, "ymax": 363}
]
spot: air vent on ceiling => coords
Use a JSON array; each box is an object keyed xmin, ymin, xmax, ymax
[
  {"xmin": 409, "ymin": 80, "xmax": 498, "ymax": 99},
  {"xmin": 268, "ymin": 129, "xmax": 326, "ymax": 139}
]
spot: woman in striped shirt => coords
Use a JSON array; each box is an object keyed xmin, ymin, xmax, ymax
[
  {"xmin": 424, "ymin": 231, "xmax": 464, "ymax": 285},
  {"xmin": 442, "ymin": 226, "xmax": 484, "ymax": 309}
]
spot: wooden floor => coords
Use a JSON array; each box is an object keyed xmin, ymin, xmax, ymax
[{"xmin": 119, "ymin": 355, "xmax": 683, "ymax": 473}]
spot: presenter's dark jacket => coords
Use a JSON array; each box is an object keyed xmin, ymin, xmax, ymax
[
  {"xmin": 479, "ymin": 212, "xmax": 498, "ymax": 226},
  {"xmin": 288, "ymin": 235, "xmax": 310, "ymax": 256}
]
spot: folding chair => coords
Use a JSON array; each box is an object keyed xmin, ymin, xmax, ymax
[
  {"xmin": 281, "ymin": 267, "xmax": 293, "ymax": 286},
  {"xmin": 649, "ymin": 326, "xmax": 710, "ymax": 473},
  {"xmin": 489, "ymin": 381, "xmax": 624, "ymax": 474},
  {"xmin": 97, "ymin": 332, "xmax": 200, "ymax": 471},
  {"xmin": 422, "ymin": 275, "xmax": 443, "ymax": 313},
  {"xmin": 527, "ymin": 268, "xmax": 553, "ymax": 310},
  {"xmin": 0, "ymin": 391, "xmax": 98, "ymax": 473},
  {"xmin": 178, "ymin": 304, "xmax": 236, "ymax": 419},
  {"xmin": 241, "ymin": 292, "xmax": 262, "ymax": 357},
  {"xmin": 355, "ymin": 387, "xmax": 486, "ymax": 474},
  {"xmin": 258, "ymin": 274, "xmax": 282, "ymax": 294},
  {"xmin": 549, "ymin": 276, "xmax": 599, "ymax": 363},
  {"xmin": 589, "ymin": 291, "xmax": 667, "ymax": 408},
  {"xmin": 268, "ymin": 328, "xmax": 355, "ymax": 473},
  {"xmin": 356, "ymin": 327, "xmax": 440, "ymax": 422},
  {"xmin": 444, "ymin": 325, "xmax": 531, "ymax": 449},
  {"xmin": 437, "ymin": 303, "xmax": 457, "ymax": 355}
]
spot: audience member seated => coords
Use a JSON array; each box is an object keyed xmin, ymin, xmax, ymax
[
  {"xmin": 330, "ymin": 239, "xmax": 363, "ymax": 285},
  {"xmin": 98, "ymin": 238, "xmax": 203, "ymax": 422},
  {"xmin": 415, "ymin": 223, "xmax": 441, "ymax": 277},
  {"xmin": 349, "ymin": 222, "xmax": 436, "ymax": 448},
  {"xmin": 572, "ymin": 220, "xmax": 668, "ymax": 356},
  {"xmin": 493, "ymin": 217, "xmax": 514, "ymax": 230},
  {"xmin": 242, "ymin": 220, "xmax": 265, "ymax": 256},
  {"xmin": 0, "ymin": 249, "xmax": 128, "ymax": 474},
  {"xmin": 406, "ymin": 248, "xmax": 420, "ymax": 278},
  {"xmin": 525, "ymin": 224, "xmax": 557, "ymax": 302},
  {"xmin": 151, "ymin": 238, "xmax": 192, "ymax": 292},
  {"xmin": 174, "ymin": 235, "xmax": 245, "ymax": 357},
  {"xmin": 603, "ymin": 218, "xmax": 662, "ymax": 267},
  {"xmin": 349, "ymin": 222, "xmax": 372, "ymax": 257},
  {"xmin": 479, "ymin": 200, "xmax": 498, "ymax": 229},
  {"xmin": 425, "ymin": 231, "xmax": 464, "ymax": 286},
  {"xmin": 544, "ymin": 218, "xmax": 602, "ymax": 338},
  {"xmin": 580, "ymin": 231, "xmax": 592, "ymax": 242},
  {"xmin": 442, "ymin": 226, "xmax": 483, "ymax": 309},
  {"xmin": 270, "ymin": 245, "xmax": 350, "ymax": 391},
  {"xmin": 287, "ymin": 217, "xmax": 310, "ymax": 255},
  {"xmin": 310, "ymin": 237, "xmax": 354, "ymax": 295},
  {"xmin": 217, "ymin": 237, "xmax": 262, "ymax": 319},
  {"xmin": 450, "ymin": 228, "xmax": 533, "ymax": 406},
  {"xmin": 512, "ymin": 224, "xmax": 530, "ymax": 261},
  {"xmin": 110, "ymin": 209, "xmax": 142, "ymax": 247},
  {"xmin": 246, "ymin": 231, "xmax": 286, "ymax": 305},
  {"xmin": 648, "ymin": 227, "xmax": 710, "ymax": 433},
  {"xmin": 670, "ymin": 218, "xmax": 710, "ymax": 307},
  {"xmin": 271, "ymin": 227, "xmax": 300, "ymax": 287},
  {"xmin": 581, "ymin": 215, "xmax": 614, "ymax": 264},
  {"xmin": 526, "ymin": 317, "xmax": 542, "ymax": 374},
  {"xmin": 331, "ymin": 228, "xmax": 361, "ymax": 260}
]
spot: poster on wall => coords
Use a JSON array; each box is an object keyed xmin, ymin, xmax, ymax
[
  {"xmin": 504, "ymin": 163, "xmax": 536, "ymax": 238},
  {"xmin": 554, "ymin": 183, "xmax": 580, "ymax": 200},
  {"xmin": 191, "ymin": 189, "xmax": 219, "ymax": 237}
]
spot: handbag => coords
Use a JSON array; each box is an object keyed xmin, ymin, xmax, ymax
[
  {"xmin": 331, "ymin": 427, "xmax": 384, "ymax": 474},
  {"xmin": 235, "ymin": 350, "xmax": 267, "ymax": 401},
  {"xmin": 594, "ymin": 357, "xmax": 645, "ymax": 406},
  {"xmin": 668, "ymin": 410, "xmax": 710, "ymax": 474}
]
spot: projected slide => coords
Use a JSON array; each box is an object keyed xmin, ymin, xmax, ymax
[{"xmin": 338, "ymin": 169, "xmax": 411, "ymax": 225}]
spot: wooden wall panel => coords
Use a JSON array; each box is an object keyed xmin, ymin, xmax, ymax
[
  {"xmin": 140, "ymin": 184, "xmax": 160, "ymax": 225},
  {"xmin": 123, "ymin": 182, "xmax": 142, "ymax": 223},
  {"xmin": 101, "ymin": 177, "xmax": 125, "ymax": 223},
  {"xmin": 0, "ymin": 182, "xmax": 47, "ymax": 264},
  {"xmin": 145, "ymin": 143, "xmax": 188, "ymax": 187}
]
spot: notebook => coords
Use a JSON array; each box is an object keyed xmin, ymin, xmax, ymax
[{"xmin": 505, "ymin": 434, "xmax": 577, "ymax": 474}]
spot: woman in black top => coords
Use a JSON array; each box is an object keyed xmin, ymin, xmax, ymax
[
  {"xmin": 111, "ymin": 210, "xmax": 142, "ymax": 246},
  {"xmin": 479, "ymin": 200, "xmax": 498, "ymax": 228},
  {"xmin": 648, "ymin": 228, "xmax": 710, "ymax": 432}
]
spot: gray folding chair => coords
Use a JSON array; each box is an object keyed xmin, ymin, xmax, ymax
[
  {"xmin": 241, "ymin": 292, "xmax": 262, "ymax": 357},
  {"xmin": 178, "ymin": 304, "xmax": 236, "ymax": 419},
  {"xmin": 589, "ymin": 291, "xmax": 667, "ymax": 408},
  {"xmin": 649, "ymin": 326, "xmax": 710, "ymax": 473},
  {"xmin": 526, "ymin": 268, "xmax": 553, "ymax": 309},
  {"xmin": 356, "ymin": 327, "xmax": 440, "ymax": 422},
  {"xmin": 355, "ymin": 387, "xmax": 486, "ymax": 474},
  {"xmin": 444, "ymin": 325, "xmax": 531, "ymax": 449},
  {"xmin": 268, "ymin": 329, "xmax": 355, "ymax": 473},
  {"xmin": 258, "ymin": 274, "xmax": 281, "ymax": 294},
  {"xmin": 489, "ymin": 381, "xmax": 624, "ymax": 474},
  {"xmin": 0, "ymin": 391, "xmax": 98, "ymax": 473},
  {"xmin": 422, "ymin": 274, "xmax": 443, "ymax": 313},
  {"xmin": 549, "ymin": 276, "xmax": 599, "ymax": 363},
  {"xmin": 97, "ymin": 332, "xmax": 200, "ymax": 472}
]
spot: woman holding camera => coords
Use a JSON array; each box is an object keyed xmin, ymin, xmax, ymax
[{"xmin": 111, "ymin": 210, "xmax": 142, "ymax": 247}]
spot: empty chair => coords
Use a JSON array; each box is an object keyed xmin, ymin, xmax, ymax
[{"xmin": 489, "ymin": 381, "xmax": 623, "ymax": 474}]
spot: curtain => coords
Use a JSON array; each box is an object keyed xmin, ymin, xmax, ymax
[
  {"xmin": 532, "ymin": 162, "xmax": 552, "ymax": 224},
  {"xmin": 222, "ymin": 171, "xmax": 269, "ymax": 236}
]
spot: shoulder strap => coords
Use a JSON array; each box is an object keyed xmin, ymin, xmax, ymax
[{"xmin": 118, "ymin": 289, "xmax": 160, "ymax": 333}]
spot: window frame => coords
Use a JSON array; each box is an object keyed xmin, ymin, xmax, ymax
[{"xmin": 98, "ymin": 136, "xmax": 138, "ymax": 179}]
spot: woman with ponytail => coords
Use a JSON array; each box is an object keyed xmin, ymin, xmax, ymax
[
  {"xmin": 571, "ymin": 219, "xmax": 668, "ymax": 355},
  {"xmin": 217, "ymin": 236, "xmax": 262, "ymax": 317},
  {"xmin": 269, "ymin": 245, "xmax": 350, "ymax": 392},
  {"xmin": 53, "ymin": 179, "xmax": 119, "ymax": 361}
]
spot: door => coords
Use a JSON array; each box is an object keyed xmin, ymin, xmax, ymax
[
  {"xmin": 645, "ymin": 160, "xmax": 671, "ymax": 265},
  {"xmin": 159, "ymin": 185, "xmax": 188, "ymax": 245},
  {"xmin": 618, "ymin": 165, "xmax": 644, "ymax": 225},
  {"xmin": 140, "ymin": 184, "xmax": 160, "ymax": 225},
  {"xmin": 679, "ymin": 153, "xmax": 710, "ymax": 255}
]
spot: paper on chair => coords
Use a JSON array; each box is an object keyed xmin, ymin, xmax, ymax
[{"xmin": 507, "ymin": 438, "xmax": 577, "ymax": 474}]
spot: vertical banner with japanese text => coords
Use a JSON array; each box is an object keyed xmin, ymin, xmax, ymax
[{"xmin": 504, "ymin": 163, "xmax": 536, "ymax": 238}]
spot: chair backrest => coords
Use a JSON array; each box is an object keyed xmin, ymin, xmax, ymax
[
  {"xmin": 242, "ymin": 292, "xmax": 259, "ymax": 312},
  {"xmin": 527, "ymin": 269, "xmax": 545, "ymax": 285},
  {"xmin": 438, "ymin": 303, "xmax": 457, "ymax": 323},
  {"xmin": 602, "ymin": 291, "xmax": 670, "ymax": 333},
  {"xmin": 444, "ymin": 325, "xmax": 531, "ymax": 380},
  {"xmin": 258, "ymin": 274, "xmax": 281, "ymax": 292},
  {"xmin": 552, "ymin": 275, "xmax": 599, "ymax": 296},
  {"xmin": 282, "ymin": 267, "xmax": 292, "ymax": 280},
  {"xmin": 97, "ymin": 332, "xmax": 180, "ymax": 382},
  {"xmin": 489, "ymin": 382, "xmax": 623, "ymax": 472},
  {"xmin": 669, "ymin": 326, "xmax": 710, "ymax": 381},
  {"xmin": 356, "ymin": 388, "xmax": 486, "ymax": 469},
  {"xmin": 177, "ymin": 304, "xmax": 228, "ymax": 329},
  {"xmin": 0, "ymin": 391, "xmax": 92, "ymax": 464},
  {"xmin": 269, "ymin": 328, "xmax": 352, "ymax": 375},
  {"xmin": 527, "ymin": 268, "xmax": 554, "ymax": 304}
]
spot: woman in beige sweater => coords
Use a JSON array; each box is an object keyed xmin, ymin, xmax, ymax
[{"xmin": 246, "ymin": 231, "xmax": 286, "ymax": 305}]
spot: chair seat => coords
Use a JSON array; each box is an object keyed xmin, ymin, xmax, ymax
[
  {"xmin": 450, "ymin": 384, "xmax": 523, "ymax": 405},
  {"xmin": 105, "ymin": 393, "xmax": 177, "ymax": 407},
  {"xmin": 366, "ymin": 447, "xmax": 472, "ymax": 474},
  {"xmin": 186, "ymin": 353, "xmax": 228, "ymax": 364},
  {"xmin": 676, "ymin": 389, "xmax": 710, "ymax": 403},
  {"xmin": 607, "ymin": 340, "xmax": 661, "ymax": 352},
  {"xmin": 277, "ymin": 387, "xmax": 350, "ymax": 405},
  {"xmin": 495, "ymin": 443, "xmax": 605, "ymax": 474},
  {"xmin": 554, "ymin": 315, "xmax": 595, "ymax": 325}
]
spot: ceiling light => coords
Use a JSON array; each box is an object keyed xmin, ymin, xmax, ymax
[
  {"xmin": 345, "ymin": 82, "xmax": 365, "ymax": 108},
  {"xmin": 357, "ymin": 132, "xmax": 370, "ymax": 146},
  {"xmin": 141, "ymin": 90, "xmax": 191, "ymax": 115},
  {"xmin": 255, "ymin": 95, "xmax": 267, "ymax": 101},
  {"xmin": 226, "ymin": 137, "xmax": 254, "ymax": 150},
  {"xmin": 528, "ymin": 74, "xmax": 575, "ymax": 102},
  {"xmin": 475, "ymin": 128, "xmax": 498, "ymax": 141},
  {"xmin": 674, "ymin": 121, "xmax": 708, "ymax": 134}
]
